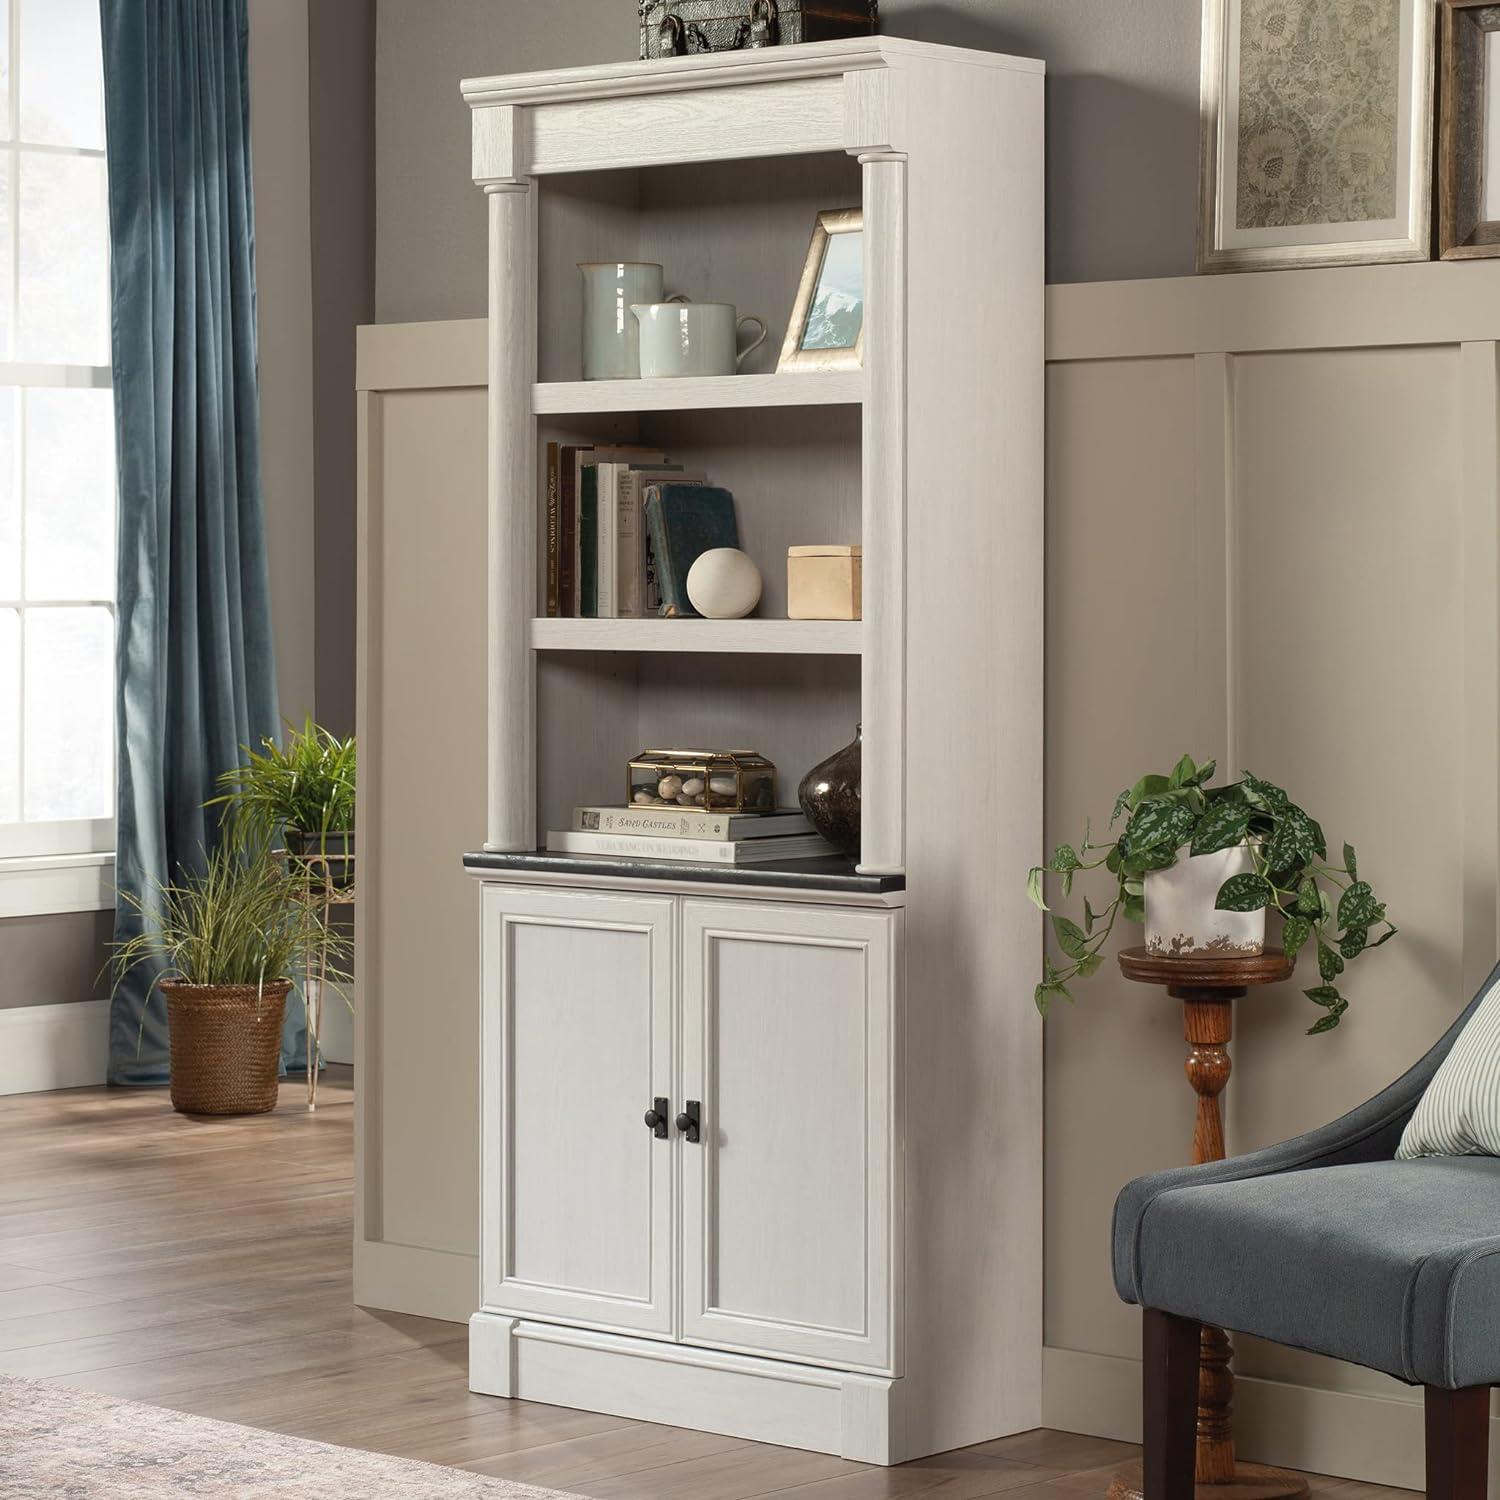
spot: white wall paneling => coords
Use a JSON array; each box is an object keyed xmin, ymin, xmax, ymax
[
  {"xmin": 1041, "ymin": 258, "xmax": 1500, "ymax": 1490},
  {"xmin": 355, "ymin": 251, "xmax": 1500, "ymax": 1485},
  {"xmin": 354, "ymin": 323, "xmax": 489, "ymax": 1324}
]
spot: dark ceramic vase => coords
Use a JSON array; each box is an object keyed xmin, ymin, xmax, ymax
[{"xmin": 798, "ymin": 725, "xmax": 861, "ymax": 857}]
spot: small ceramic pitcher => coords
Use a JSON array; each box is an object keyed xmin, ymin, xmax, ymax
[
  {"xmin": 579, "ymin": 262, "xmax": 668, "ymax": 380},
  {"xmin": 632, "ymin": 302, "xmax": 768, "ymax": 378}
]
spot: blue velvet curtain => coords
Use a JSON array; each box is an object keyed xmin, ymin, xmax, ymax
[{"xmin": 101, "ymin": 0, "xmax": 288, "ymax": 1084}]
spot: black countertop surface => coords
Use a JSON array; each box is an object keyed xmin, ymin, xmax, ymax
[{"xmin": 463, "ymin": 849, "xmax": 905, "ymax": 895}]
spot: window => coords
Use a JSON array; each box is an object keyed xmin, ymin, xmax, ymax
[{"xmin": 0, "ymin": 0, "xmax": 115, "ymax": 913}]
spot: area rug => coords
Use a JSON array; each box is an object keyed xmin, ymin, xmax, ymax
[{"xmin": 0, "ymin": 1374, "xmax": 578, "ymax": 1498}]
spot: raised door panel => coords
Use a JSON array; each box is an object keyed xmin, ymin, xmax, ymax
[
  {"xmin": 481, "ymin": 885, "xmax": 674, "ymax": 1335},
  {"xmin": 680, "ymin": 900, "xmax": 899, "ymax": 1373}
]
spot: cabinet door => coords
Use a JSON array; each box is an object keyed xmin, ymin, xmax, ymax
[
  {"xmin": 481, "ymin": 884, "xmax": 674, "ymax": 1335},
  {"xmin": 679, "ymin": 900, "xmax": 900, "ymax": 1372}
]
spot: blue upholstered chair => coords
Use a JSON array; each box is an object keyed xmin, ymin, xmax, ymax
[{"xmin": 1113, "ymin": 966, "xmax": 1500, "ymax": 1500}]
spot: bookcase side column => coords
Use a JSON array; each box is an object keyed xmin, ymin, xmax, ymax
[
  {"xmin": 857, "ymin": 150, "xmax": 908, "ymax": 876},
  {"xmin": 481, "ymin": 176, "xmax": 538, "ymax": 852}
]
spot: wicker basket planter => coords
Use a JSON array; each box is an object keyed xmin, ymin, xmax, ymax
[{"xmin": 160, "ymin": 980, "xmax": 290, "ymax": 1116}]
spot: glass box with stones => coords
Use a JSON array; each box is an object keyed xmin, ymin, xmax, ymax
[{"xmin": 627, "ymin": 748, "xmax": 777, "ymax": 813}]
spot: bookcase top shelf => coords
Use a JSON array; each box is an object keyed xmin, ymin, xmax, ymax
[
  {"xmin": 529, "ymin": 618, "xmax": 861, "ymax": 655},
  {"xmin": 533, "ymin": 372, "xmax": 863, "ymax": 416}
]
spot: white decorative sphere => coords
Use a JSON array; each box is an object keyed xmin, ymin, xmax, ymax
[{"xmin": 686, "ymin": 548, "xmax": 762, "ymax": 620}]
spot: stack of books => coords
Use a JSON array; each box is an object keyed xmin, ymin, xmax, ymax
[
  {"xmin": 543, "ymin": 443, "xmax": 739, "ymax": 619},
  {"xmin": 547, "ymin": 805, "xmax": 833, "ymax": 866}
]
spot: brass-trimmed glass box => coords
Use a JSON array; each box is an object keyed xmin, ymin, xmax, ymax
[{"xmin": 628, "ymin": 748, "xmax": 777, "ymax": 813}]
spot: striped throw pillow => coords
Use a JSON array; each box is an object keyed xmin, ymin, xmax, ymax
[{"xmin": 1398, "ymin": 977, "xmax": 1500, "ymax": 1158}]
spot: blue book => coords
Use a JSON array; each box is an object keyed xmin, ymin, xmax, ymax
[{"xmin": 642, "ymin": 485, "xmax": 739, "ymax": 618}]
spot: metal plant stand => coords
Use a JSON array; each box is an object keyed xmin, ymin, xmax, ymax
[{"xmin": 291, "ymin": 847, "xmax": 354, "ymax": 1113}]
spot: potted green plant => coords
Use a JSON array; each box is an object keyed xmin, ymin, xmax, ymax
[
  {"xmin": 209, "ymin": 718, "xmax": 356, "ymax": 888},
  {"xmin": 111, "ymin": 847, "xmax": 349, "ymax": 1115},
  {"xmin": 1026, "ymin": 755, "xmax": 1397, "ymax": 1033}
]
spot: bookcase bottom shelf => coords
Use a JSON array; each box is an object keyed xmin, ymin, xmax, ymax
[
  {"xmin": 465, "ymin": 848, "xmax": 904, "ymax": 896},
  {"xmin": 528, "ymin": 618, "xmax": 862, "ymax": 654}
]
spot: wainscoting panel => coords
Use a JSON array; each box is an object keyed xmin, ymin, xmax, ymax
[
  {"xmin": 355, "ymin": 322, "xmax": 489, "ymax": 1321},
  {"xmin": 1041, "ymin": 261, "xmax": 1500, "ymax": 1485},
  {"xmin": 357, "ymin": 262, "xmax": 1500, "ymax": 1484}
]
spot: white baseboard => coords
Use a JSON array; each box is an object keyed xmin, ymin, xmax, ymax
[
  {"xmin": 1042, "ymin": 1345, "xmax": 1451, "ymax": 1492},
  {"xmin": 353, "ymin": 1238, "xmax": 479, "ymax": 1324},
  {"xmin": 0, "ymin": 999, "xmax": 109, "ymax": 1095}
]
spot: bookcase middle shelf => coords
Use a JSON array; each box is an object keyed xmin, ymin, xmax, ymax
[
  {"xmin": 531, "ymin": 371, "xmax": 864, "ymax": 415},
  {"xmin": 528, "ymin": 617, "xmax": 863, "ymax": 655}
]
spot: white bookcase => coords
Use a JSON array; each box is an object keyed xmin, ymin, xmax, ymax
[{"xmin": 461, "ymin": 37, "xmax": 1044, "ymax": 1465}]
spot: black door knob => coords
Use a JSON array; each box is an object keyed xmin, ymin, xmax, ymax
[
  {"xmin": 644, "ymin": 1097, "xmax": 669, "ymax": 1138},
  {"xmin": 676, "ymin": 1101, "xmax": 701, "ymax": 1143}
]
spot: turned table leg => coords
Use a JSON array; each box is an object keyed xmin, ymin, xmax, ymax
[
  {"xmin": 1178, "ymin": 990, "xmax": 1237, "ymax": 1487},
  {"xmin": 1108, "ymin": 958, "xmax": 1308, "ymax": 1500}
]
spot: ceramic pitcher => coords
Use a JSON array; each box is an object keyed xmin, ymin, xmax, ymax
[{"xmin": 579, "ymin": 262, "xmax": 665, "ymax": 380}]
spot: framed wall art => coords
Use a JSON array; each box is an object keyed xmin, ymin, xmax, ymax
[
  {"xmin": 1198, "ymin": 0, "xmax": 1435, "ymax": 272},
  {"xmin": 778, "ymin": 208, "xmax": 864, "ymax": 372},
  {"xmin": 1438, "ymin": 0, "xmax": 1500, "ymax": 258}
]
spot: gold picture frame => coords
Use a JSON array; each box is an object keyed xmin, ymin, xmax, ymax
[
  {"xmin": 778, "ymin": 207, "xmax": 864, "ymax": 372},
  {"xmin": 1438, "ymin": 0, "xmax": 1500, "ymax": 259},
  {"xmin": 1197, "ymin": 0, "xmax": 1434, "ymax": 273}
]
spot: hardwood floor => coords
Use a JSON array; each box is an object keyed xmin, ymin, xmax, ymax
[{"xmin": 0, "ymin": 1075, "xmax": 1414, "ymax": 1499}]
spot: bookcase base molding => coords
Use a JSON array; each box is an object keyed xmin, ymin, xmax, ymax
[{"xmin": 470, "ymin": 1314, "xmax": 901, "ymax": 1465}]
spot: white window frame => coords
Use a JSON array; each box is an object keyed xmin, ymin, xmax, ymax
[{"xmin": 0, "ymin": 1, "xmax": 116, "ymax": 917}]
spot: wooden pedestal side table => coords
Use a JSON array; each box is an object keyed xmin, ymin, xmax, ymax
[{"xmin": 1106, "ymin": 947, "xmax": 1310, "ymax": 1500}]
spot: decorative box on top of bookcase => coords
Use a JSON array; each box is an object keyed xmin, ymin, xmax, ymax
[{"xmin": 462, "ymin": 37, "xmax": 1044, "ymax": 1465}]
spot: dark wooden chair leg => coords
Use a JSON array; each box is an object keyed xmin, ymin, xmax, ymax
[
  {"xmin": 1142, "ymin": 1308, "xmax": 1199, "ymax": 1500},
  {"xmin": 1426, "ymin": 1385, "xmax": 1490, "ymax": 1500}
]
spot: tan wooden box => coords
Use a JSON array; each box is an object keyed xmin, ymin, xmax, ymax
[{"xmin": 787, "ymin": 544, "xmax": 862, "ymax": 620}]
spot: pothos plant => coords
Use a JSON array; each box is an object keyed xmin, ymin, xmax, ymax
[{"xmin": 1026, "ymin": 755, "xmax": 1397, "ymax": 1034}]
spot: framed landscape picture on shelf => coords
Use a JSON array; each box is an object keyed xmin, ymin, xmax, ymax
[
  {"xmin": 778, "ymin": 207, "xmax": 864, "ymax": 371},
  {"xmin": 1197, "ymin": 0, "xmax": 1434, "ymax": 272}
]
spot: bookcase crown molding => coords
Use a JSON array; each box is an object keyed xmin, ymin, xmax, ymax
[
  {"xmin": 461, "ymin": 36, "xmax": 1043, "ymax": 109},
  {"xmin": 465, "ymin": 37, "xmax": 1043, "ymax": 182}
]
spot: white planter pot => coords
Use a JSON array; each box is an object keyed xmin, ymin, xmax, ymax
[{"xmin": 1144, "ymin": 844, "xmax": 1266, "ymax": 958}]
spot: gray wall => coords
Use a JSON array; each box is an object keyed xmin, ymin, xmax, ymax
[
  {"xmin": 0, "ymin": 913, "xmax": 112, "ymax": 1010},
  {"xmin": 255, "ymin": 0, "xmax": 375, "ymax": 737},
  {"xmin": 374, "ymin": 0, "xmax": 1201, "ymax": 323},
  {"xmin": 253, "ymin": 0, "xmax": 318, "ymax": 726},
  {"xmin": 310, "ymin": 0, "xmax": 377, "ymax": 739}
]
